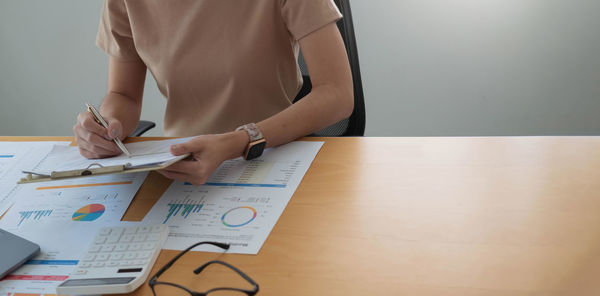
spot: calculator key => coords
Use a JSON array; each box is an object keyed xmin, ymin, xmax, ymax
[
  {"xmin": 124, "ymin": 227, "xmax": 137, "ymax": 234},
  {"xmin": 138, "ymin": 251, "xmax": 152, "ymax": 259},
  {"xmin": 92, "ymin": 262, "xmax": 105, "ymax": 268},
  {"xmin": 107, "ymin": 261, "xmax": 119, "ymax": 267},
  {"xmin": 87, "ymin": 245, "xmax": 102, "ymax": 253},
  {"xmin": 110, "ymin": 253, "xmax": 124, "ymax": 261},
  {"xmin": 115, "ymin": 244, "xmax": 128, "ymax": 252},
  {"xmin": 73, "ymin": 269, "xmax": 88, "ymax": 275},
  {"xmin": 147, "ymin": 233, "xmax": 160, "ymax": 241},
  {"xmin": 79, "ymin": 262, "xmax": 92, "ymax": 268},
  {"xmin": 120, "ymin": 235, "xmax": 134, "ymax": 243},
  {"xmin": 124, "ymin": 253, "xmax": 137, "ymax": 260},
  {"xmin": 106, "ymin": 233, "xmax": 122, "ymax": 244},
  {"xmin": 151, "ymin": 225, "xmax": 163, "ymax": 233},
  {"xmin": 129, "ymin": 243, "xmax": 142, "ymax": 251},
  {"xmin": 138, "ymin": 226, "xmax": 151, "ymax": 233},
  {"xmin": 82, "ymin": 254, "xmax": 96, "ymax": 262},
  {"xmin": 101, "ymin": 245, "xmax": 115, "ymax": 252},
  {"xmin": 99, "ymin": 228, "xmax": 112, "ymax": 236},
  {"xmin": 93, "ymin": 236, "xmax": 107, "ymax": 244},
  {"xmin": 111, "ymin": 227, "xmax": 124, "ymax": 236},
  {"xmin": 142, "ymin": 242, "xmax": 156, "ymax": 250},
  {"xmin": 121, "ymin": 260, "xmax": 134, "ymax": 267},
  {"xmin": 133, "ymin": 234, "xmax": 147, "ymax": 242},
  {"xmin": 134, "ymin": 259, "xmax": 147, "ymax": 266},
  {"xmin": 96, "ymin": 254, "xmax": 110, "ymax": 261}
]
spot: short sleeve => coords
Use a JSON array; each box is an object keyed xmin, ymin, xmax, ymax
[
  {"xmin": 280, "ymin": 0, "xmax": 343, "ymax": 41},
  {"xmin": 96, "ymin": 0, "xmax": 141, "ymax": 62}
]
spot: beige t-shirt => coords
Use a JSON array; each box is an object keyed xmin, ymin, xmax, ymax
[{"xmin": 96, "ymin": 0, "xmax": 342, "ymax": 137}]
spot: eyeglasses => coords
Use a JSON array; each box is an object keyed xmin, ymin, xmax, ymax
[{"xmin": 148, "ymin": 241, "xmax": 259, "ymax": 296}]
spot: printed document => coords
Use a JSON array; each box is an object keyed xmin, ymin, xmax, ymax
[
  {"xmin": 0, "ymin": 172, "xmax": 147, "ymax": 229},
  {"xmin": 0, "ymin": 141, "xmax": 70, "ymax": 216},
  {"xmin": 143, "ymin": 141, "xmax": 324, "ymax": 254}
]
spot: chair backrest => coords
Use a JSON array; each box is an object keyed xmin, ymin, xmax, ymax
[{"xmin": 294, "ymin": 0, "xmax": 366, "ymax": 136}]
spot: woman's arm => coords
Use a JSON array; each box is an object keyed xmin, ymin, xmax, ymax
[
  {"xmin": 73, "ymin": 57, "xmax": 146, "ymax": 158},
  {"xmin": 258, "ymin": 22, "xmax": 354, "ymax": 148},
  {"xmin": 159, "ymin": 22, "xmax": 353, "ymax": 185}
]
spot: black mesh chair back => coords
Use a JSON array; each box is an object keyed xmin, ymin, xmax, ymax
[{"xmin": 294, "ymin": 0, "xmax": 366, "ymax": 136}]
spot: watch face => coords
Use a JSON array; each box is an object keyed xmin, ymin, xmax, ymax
[{"xmin": 246, "ymin": 140, "xmax": 267, "ymax": 160}]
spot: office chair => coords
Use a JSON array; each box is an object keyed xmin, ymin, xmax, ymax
[
  {"xmin": 131, "ymin": 120, "xmax": 156, "ymax": 137},
  {"xmin": 130, "ymin": 0, "xmax": 365, "ymax": 137},
  {"xmin": 296, "ymin": 0, "xmax": 365, "ymax": 136}
]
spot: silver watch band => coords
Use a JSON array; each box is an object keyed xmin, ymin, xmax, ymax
[{"xmin": 235, "ymin": 123, "xmax": 263, "ymax": 142}]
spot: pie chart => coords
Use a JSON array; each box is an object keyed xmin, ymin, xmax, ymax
[{"xmin": 72, "ymin": 204, "xmax": 105, "ymax": 221}]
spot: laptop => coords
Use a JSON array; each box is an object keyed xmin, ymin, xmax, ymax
[{"xmin": 0, "ymin": 228, "xmax": 40, "ymax": 279}]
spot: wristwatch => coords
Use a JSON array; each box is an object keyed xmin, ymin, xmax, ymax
[{"xmin": 235, "ymin": 123, "xmax": 266, "ymax": 160}]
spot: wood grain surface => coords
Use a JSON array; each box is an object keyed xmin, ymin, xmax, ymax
[{"xmin": 2, "ymin": 136, "xmax": 599, "ymax": 295}]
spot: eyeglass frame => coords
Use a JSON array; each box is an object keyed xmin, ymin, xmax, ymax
[{"xmin": 148, "ymin": 241, "xmax": 259, "ymax": 296}]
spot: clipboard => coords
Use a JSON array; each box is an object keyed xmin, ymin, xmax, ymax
[{"xmin": 18, "ymin": 154, "xmax": 189, "ymax": 184}]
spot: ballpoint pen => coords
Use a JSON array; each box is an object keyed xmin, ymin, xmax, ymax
[{"xmin": 85, "ymin": 102, "xmax": 132, "ymax": 157}]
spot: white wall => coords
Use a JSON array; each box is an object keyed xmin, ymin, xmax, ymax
[
  {"xmin": 1, "ymin": 0, "xmax": 600, "ymax": 137},
  {"xmin": 352, "ymin": 0, "xmax": 600, "ymax": 136},
  {"xmin": 0, "ymin": 1, "xmax": 165, "ymax": 136}
]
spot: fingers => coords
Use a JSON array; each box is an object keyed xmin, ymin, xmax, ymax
[
  {"xmin": 74, "ymin": 125, "xmax": 120, "ymax": 152},
  {"xmin": 73, "ymin": 111, "xmax": 122, "ymax": 159},
  {"xmin": 159, "ymin": 160, "xmax": 211, "ymax": 185},
  {"xmin": 76, "ymin": 112, "xmax": 107, "ymax": 138},
  {"xmin": 170, "ymin": 140, "xmax": 203, "ymax": 156},
  {"xmin": 76, "ymin": 137, "xmax": 121, "ymax": 159},
  {"xmin": 106, "ymin": 119, "xmax": 123, "ymax": 140}
]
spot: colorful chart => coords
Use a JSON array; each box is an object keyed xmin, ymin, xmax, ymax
[
  {"xmin": 221, "ymin": 206, "xmax": 257, "ymax": 227},
  {"xmin": 72, "ymin": 204, "xmax": 105, "ymax": 221},
  {"xmin": 18, "ymin": 210, "xmax": 53, "ymax": 226},
  {"xmin": 164, "ymin": 201, "xmax": 203, "ymax": 224}
]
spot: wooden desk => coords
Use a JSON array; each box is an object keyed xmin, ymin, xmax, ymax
[{"xmin": 2, "ymin": 136, "xmax": 600, "ymax": 295}]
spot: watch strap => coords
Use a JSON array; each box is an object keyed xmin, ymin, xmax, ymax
[{"xmin": 235, "ymin": 123, "xmax": 264, "ymax": 142}]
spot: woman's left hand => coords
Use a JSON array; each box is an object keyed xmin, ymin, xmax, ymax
[{"xmin": 157, "ymin": 132, "xmax": 248, "ymax": 185}]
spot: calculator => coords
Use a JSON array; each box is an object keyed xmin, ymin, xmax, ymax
[{"xmin": 56, "ymin": 224, "xmax": 169, "ymax": 295}]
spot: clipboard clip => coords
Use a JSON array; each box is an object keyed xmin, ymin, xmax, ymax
[
  {"xmin": 51, "ymin": 163, "xmax": 128, "ymax": 179},
  {"xmin": 20, "ymin": 164, "xmax": 128, "ymax": 183}
]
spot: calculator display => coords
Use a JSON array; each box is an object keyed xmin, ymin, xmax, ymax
[{"xmin": 59, "ymin": 277, "xmax": 135, "ymax": 286}]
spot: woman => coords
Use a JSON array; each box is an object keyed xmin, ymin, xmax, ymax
[{"xmin": 73, "ymin": 0, "xmax": 353, "ymax": 185}]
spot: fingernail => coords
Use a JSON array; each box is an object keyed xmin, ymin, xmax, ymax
[
  {"xmin": 171, "ymin": 146, "xmax": 179, "ymax": 153},
  {"xmin": 111, "ymin": 129, "xmax": 119, "ymax": 138}
]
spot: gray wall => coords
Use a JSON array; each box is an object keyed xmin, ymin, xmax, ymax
[
  {"xmin": 0, "ymin": 1, "xmax": 165, "ymax": 136},
  {"xmin": 1, "ymin": 0, "xmax": 600, "ymax": 137}
]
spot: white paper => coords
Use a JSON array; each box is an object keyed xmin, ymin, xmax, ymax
[
  {"xmin": 143, "ymin": 141, "xmax": 324, "ymax": 254},
  {"xmin": 31, "ymin": 137, "xmax": 194, "ymax": 175},
  {"xmin": 0, "ymin": 141, "xmax": 70, "ymax": 217},
  {"xmin": 0, "ymin": 172, "xmax": 147, "ymax": 229}
]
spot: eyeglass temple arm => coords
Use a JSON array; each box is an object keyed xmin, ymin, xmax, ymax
[
  {"xmin": 150, "ymin": 242, "xmax": 230, "ymax": 281},
  {"xmin": 193, "ymin": 260, "xmax": 259, "ymax": 289}
]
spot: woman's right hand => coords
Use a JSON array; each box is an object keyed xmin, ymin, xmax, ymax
[{"xmin": 73, "ymin": 111, "xmax": 124, "ymax": 159}]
